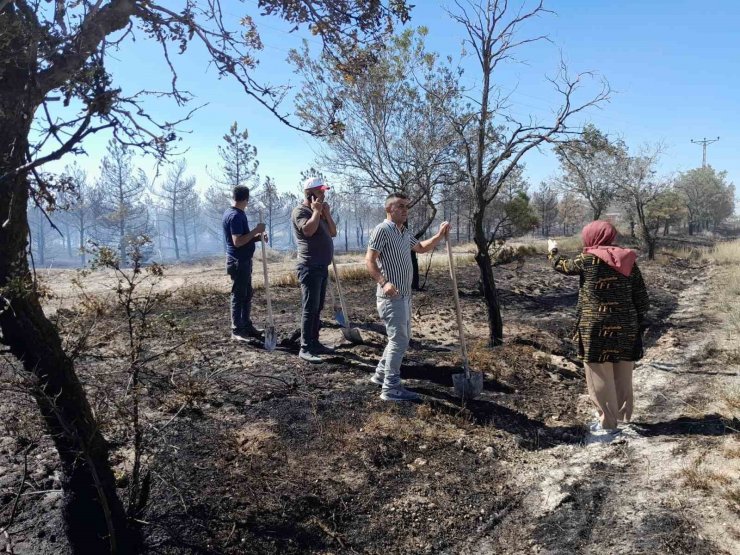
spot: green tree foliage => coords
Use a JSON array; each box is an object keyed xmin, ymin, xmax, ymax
[
  {"xmin": 674, "ymin": 167, "xmax": 735, "ymax": 234},
  {"xmin": 614, "ymin": 146, "xmax": 666, "ymax": 259},
  {"xmin": 291, "ymin": 27, "xmax": 459, "ymax": 238},
  {"xmin": 212, "ymin": 123, "xmax": 259, "ymax": 189},
  {"xmin": 204, "ymin": 122, "xmax": 260, "ymax": 239},
  {"xmin": 647, "ymin": 189, "xmax": 686, "ymax": 236},
  {"xmin": 555, "ymin": 124, "xmax": 625, "ymax": 220},
  {"xmin": 97, "ymin": 140, "xmax": 152, "ymax": 263},
  {"xmin": 158, "ymin": 159, "xmax": 197, "ymax": 260}
]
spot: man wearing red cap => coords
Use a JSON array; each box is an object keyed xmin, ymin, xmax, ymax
[{"xmin": 291, "ymin": 177, "xmax": 337, "ymax": 363}]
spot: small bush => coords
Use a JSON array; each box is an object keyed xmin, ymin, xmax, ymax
[
  {"xmin": 493, "ymin": 245, "xmax": 519, "ymax": 265},
  {"xmin": 517, "ymin": 244, "xmax": 538, "ymax": 256}
]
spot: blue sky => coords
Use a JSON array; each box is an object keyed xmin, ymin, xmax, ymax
[{"xmin": 48, "ymin": 1, "xmax": 739, "ymax": 201}]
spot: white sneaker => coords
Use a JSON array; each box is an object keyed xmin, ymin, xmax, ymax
[
  {"xmin": 369, "ymin": 373, "xmax": 384, "ymax": 386},
  {"xmin": 380, "ymin": 387, "xmax": 420, "ymax": 402},
  {"xmin": 586, "ymin": 426, "xmax": 622, "ymax": 445}
]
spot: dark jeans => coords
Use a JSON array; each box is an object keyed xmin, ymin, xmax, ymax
[
  {"xmin": 227, "ymin": 257, "xmax": 254, "ymax": 333},
  {"xmin": 297, "ymin": 264, "xmax": 328, "ymax": 351}
]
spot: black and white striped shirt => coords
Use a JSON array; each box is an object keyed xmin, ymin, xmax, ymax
[{"xmin": 368, "ymin": 220, "xmax": 419, "ymax": 298}]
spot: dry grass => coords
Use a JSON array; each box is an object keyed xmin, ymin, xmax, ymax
[
  {"xmin": 418, "ymin": 250, "xmax": 476, "ymax": 271},
  {"xmin": 260, "ymin": 249, "xmax": 479, "ymax": 288},
  {"xmin": 467, "ymin": 340, "xmax": 504, "ymax": 380},
  {"xmin": 176, "ymin": 282, "xmax": 226, "ymax": 303},
  {"xmin": 723, "ymin": 487, "xmax": 740, "ymax": 514},
  {"xmin": 659, "ymin": 246, "xmax": 706, "ymax": 263},
  {"xmin": 706, "ymin": 239, "xmax": 740, "ymax": 265},
  {"xmin": 703, "ymin": 240, "xmax": 740, "ymax": 336},
  {"xmin": 663, "ymin": 238, "xmax": 740, "ymax": 266},
  {"xmin": 550, "ymin": 235, "xmax": 583, "ymax": 253},
  {"xmin": 265, "ymin": 272, "xmax": 299, "ymax": 288},
  {"xmin": 334, "ymin": 263, "xmax": 372, "ymax": 283},
  {"xmin": 680, "ymin": 456, "xmax": 733, "ymax": 492},
  {"xmin": 721, "ymin": 386, "xmax": 740, "ymax": 417}
]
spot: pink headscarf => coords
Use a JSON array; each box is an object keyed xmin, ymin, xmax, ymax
[{"xmin": 582, "ymin": 220, "xmax": 637, "ymax": 277}]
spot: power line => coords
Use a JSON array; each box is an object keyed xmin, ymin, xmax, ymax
[{"xmin": 690, "ymin": 136, "xmax": 720, "ymax": 168}]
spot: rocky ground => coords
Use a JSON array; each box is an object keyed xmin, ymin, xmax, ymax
[{"xmin": 0, "ymin": 243, "xmax": 738, "ymax": 554}]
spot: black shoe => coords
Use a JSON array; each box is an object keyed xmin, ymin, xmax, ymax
[
  {"xmin": 312, "ymin": 343, "xmax": 335, "ymax": 355},
  {"xmin": 231, "ymin": 330, "xmax": 251, "ymax": 342},
  {"xmin": 243, "ymin": 326, "xmax": 265, "ymax": 339},
  {"xmin": 299, "ymin": 349, "xmax": 324, "ymax": 364}
]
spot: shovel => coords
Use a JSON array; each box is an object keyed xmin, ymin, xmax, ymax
[
  {"xmin": 331, "ymin": 257, "xmax": 363, "ymax": 344},
  {"xmin": 327, "ymin": 276, "xmax": 347, "ymax": 328},
  {"xmin": 446, "ymin": 233, "xmax": 483, "ymax": 400},
  {"xmin": 258, "ymin": 218, "xmax": 277, "ymax": 352}
]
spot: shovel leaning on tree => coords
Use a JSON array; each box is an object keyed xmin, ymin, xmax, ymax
[
  {"xmin": 258, "ymin": 217, "xmax": 277, "ymax": 352},
  {"xmin": 446, "ymin": 232, "xmax": 483, "ymax": 400},
  {"xmin": 331, "ymin": 257, "xmax": 363, "ymax": 344}
]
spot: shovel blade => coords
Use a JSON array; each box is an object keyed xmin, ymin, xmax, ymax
[
  {"xmin": 452, "ymin": 370, "xmax": 484, "ymax": 400},
  {"xmin": 340, "ymin": 325, "xmax": 363, "ymax": 344},
  {"xmin": 264, "ymin": 326, "xmax": 277, "ymax": 352},
  {"xmin": 334, "ymin": 308, "xmax": 347, "ymax": 328}
]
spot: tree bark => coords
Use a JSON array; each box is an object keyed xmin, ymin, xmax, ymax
[
  {"xmin": 79, "ymin": 225, "xmax": 87, "ymax": 267},
  {"xmin": 1, "ymin": 96, "xmax": 135, "ymax": 555},
  {"xmin": 344, "ymin": 218, "xmax": 349, "ymax": 252},
  {"xmin": 171, "ymin": 202, "xmax": 179, "ymax": 260},
  {"xmin": 473, "ymin": 208, "xmax": 503, "ymax": 346},
  {"xmin": 411, "ymin": 250, "xmax": 420, "ymax": 290},
  {"xmin": 474, "ymin": 250, "xmax": 504, "ymax": 346}
]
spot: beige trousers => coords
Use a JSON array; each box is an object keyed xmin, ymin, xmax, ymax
[{"xmin": 584, "ymin": 361, "xmax": 634, "ymax": 430}]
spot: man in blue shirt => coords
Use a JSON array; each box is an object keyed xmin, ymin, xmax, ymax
[{"xmin": 223, "ymin": 185, "xmax": 266, "ymax": 341}]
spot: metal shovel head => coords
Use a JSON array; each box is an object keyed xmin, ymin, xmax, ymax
[
  {"xmin": 334, "ymin": 307, "xmax": 347, "ymax": 328},
  {"xmin": 452, "ymin": 370, "xmax": 484, "ymax": 400},
  {"xmin": 340, "ymin": 325, "xmax": 363, "ymax": 344},
  {"xmin": 264, "ymin": 325, "xmax": 277, "ymax": 352}
]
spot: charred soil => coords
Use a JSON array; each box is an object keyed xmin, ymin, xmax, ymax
[{"xmin": 1, "ymin": 251, "xmax": 738, "ymax": 554}]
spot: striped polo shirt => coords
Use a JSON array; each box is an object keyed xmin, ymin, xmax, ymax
[{"xmin": 368, "ymin": 219, "xmax": 419, "ymax": 298}]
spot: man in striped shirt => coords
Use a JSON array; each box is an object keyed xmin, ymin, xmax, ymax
[{"xmin": 366, "ymin": 192, "xmax": 450, "ymax": 402}]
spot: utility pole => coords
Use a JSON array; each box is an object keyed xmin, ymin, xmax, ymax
[{"xmin": 690, "ymin": 136, "xmax": 720, "ymax": 168}]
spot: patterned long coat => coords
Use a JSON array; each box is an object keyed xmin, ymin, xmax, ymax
[{"xmin": 550, "ymin": 252, "xmax": 650, "ymax": 363}]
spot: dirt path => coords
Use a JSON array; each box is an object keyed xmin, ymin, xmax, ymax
[{"xmin": 465, "ymin": 264, "xmax": 739, "ymax": 554}]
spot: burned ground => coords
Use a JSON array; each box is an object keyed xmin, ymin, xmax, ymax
[{"xmin": 0, "ymin": 250, "xmax": 738, "ymax": 554}]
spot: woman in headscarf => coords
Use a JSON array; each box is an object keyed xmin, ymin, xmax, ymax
[{"xmin": 548, "ymin": 220, "xmax": 649, "ymax": 439}]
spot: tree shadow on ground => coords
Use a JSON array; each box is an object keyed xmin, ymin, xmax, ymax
[
  {"xmin": 402, "ymin": 362, "xmax": 514, "ymax": 392},
  {"xmin": 498, "ymin": 290, "xmax": 579, "ymax": 313},
  {"xmin": 334, "ymin": 351, "xmax": 514, "ymax": 393},
  {"xmin": 631, "ymin": 414, "xmax": 739, "ymax": 438},
  {"xmin": 412, "ymin": 386, "xmax": 585, "ymax": 450}
]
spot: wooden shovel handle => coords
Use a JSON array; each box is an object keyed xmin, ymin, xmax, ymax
[
  {"xmin": 446, "ymin": 233, "xmax": 470, "ymax": 376},
  {"xmin": 331, "ymin": 257, "xmax": 350, "ymax": 328},
  {"xmin": 259, "ymin": 214, "xmax": 274, "ymax": 325}
]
